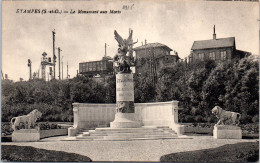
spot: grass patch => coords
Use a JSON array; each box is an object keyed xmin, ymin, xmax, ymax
[
  {"xmin": 1, "ymin": 145, "xmax": 92, "ymax": 162},
  {"xmin": 160, "ymin": 142, "xmax": 259, "ymax": 162}
]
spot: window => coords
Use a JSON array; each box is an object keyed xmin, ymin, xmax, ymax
[
  {"xmin": 93, "ymin": 62, "xmax": 96, "ymax": 71},
  {"xmin": 209, "ymin": 52, "xmax": 216, "ymax": 60},
  {"xmin": 194, "ymin": 54, "xmax": 199, "ymax": 60},
  {"xmin": 79, "ymin": 64, "xmax": 82, "ymax": 73},
  {"xmin": 82, "ymin": 63, "xmax": 85, "ymax": 72},
  {"xmin": 86, "ymin": 64, "xmax": 89, "ymax": 71},
  {"xmin": 198, "ymin": 53, "xmax": 204, "ymax": 61},
  {"xmin": 221, "ymin": 51, "xmax": 227, "ymax": 60}
]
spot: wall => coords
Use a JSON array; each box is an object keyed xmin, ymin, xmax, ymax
[
  {"xmin": 40, "ymin": 129, "xmax": 68, "ymax": 138},
  {"xmin": 183, "ymin": 126, "xmax": 213, "ymax": 134},
  {"xmin": 135, "ymin": 101, "xmax": 182, "ymax": 132},
  {"xmin": 68, "ymin": 101, "xmax": 183, "ymax": 136},
  {"xmin": 72, "ymin": 103, "xmax": 116, "ymax": 129}
]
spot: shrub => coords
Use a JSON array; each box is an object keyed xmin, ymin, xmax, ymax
[
  {"xmin": 252, "ymin": 115, "xmax": 259, "ymax": 123},
  {"xmin": 1, "ymin": 123, "xmax": 13, "ymax": 136},
  {"xmin": 241, "ymin": 124, "xmax": 259, "ymax": 134}
]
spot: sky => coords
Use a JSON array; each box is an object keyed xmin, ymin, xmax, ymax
[{"xmin": 2, "ymin": 0, "xmax": 259, "ymax": 81}]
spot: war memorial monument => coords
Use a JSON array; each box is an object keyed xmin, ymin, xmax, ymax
[
  {"xmin": 65, "ymin": 29, "xmax": 242, "ymax": 140},
  {"xmin": 9, "ymin": 29, "xmax": 244, "ymax": 142},
  {"xmin": 67, "ymin": 29, "xmax": 185, "ymax": 140}
]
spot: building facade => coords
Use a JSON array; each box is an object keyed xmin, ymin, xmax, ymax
[
  {"xmin": 134, "ymin": 43, "xmax": 180, "ymax": 77},
  {"xmin": 189, "ymin": 27, "xmax": 251, "ymax": 63},
  {"xmin": 79, "ymin": 57, "xmax": 113, "ymax": 77}
]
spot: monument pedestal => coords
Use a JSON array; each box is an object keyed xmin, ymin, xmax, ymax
[
  {"xmin": 110, "ymin": 73, "xmax": 141, "ymax": 128},
  {"xmin": 213, "ymin": 125, "xmax": 242, "ymax": 139},
  {"xmin": 110, "ymin": 113, "xmax": 141, "ymax": 128},
  {"xmin": 12, "ymin": 129, "xmax": 40, "ymax": 142}
]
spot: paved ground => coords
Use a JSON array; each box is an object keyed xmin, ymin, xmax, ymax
[{"xmin": 2, "ymin": 136, "xmax": 258, "ymax": 162}]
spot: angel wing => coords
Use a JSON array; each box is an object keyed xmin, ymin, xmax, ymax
[
  {"xmin": 114, "ymin": 30, "xmax": 125, "ymax": 46},
  {"xmin": 126, "ymin": 29, "xmax": 133, "ymax": 44}
]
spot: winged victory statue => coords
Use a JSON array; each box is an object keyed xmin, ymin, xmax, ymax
[{"xmin": 113, "ymin": 29, "xmax": 138, "ymax": 73}]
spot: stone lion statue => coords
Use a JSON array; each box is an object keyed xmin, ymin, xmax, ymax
[
  {"xmin": 211, "ymin": 106, "xmax": 241, "ymax": 126},
  {"xmin": 11, "ymin": 109, "xmax": 42, "ymax": 131}
]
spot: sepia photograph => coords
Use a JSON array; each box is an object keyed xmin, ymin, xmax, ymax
[{"xmin": 1, "ymin": 0, "xmax": 259, "ymax": 162}]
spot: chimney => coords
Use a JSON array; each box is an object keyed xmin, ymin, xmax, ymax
[{"xmin": 213, "ymin": 25, "xmax": 216, "ymax": 40}]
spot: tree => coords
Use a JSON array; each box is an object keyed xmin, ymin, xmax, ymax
[{"xmin": 134, "ymin": 73, "xmax": 156, "ymax": 103}]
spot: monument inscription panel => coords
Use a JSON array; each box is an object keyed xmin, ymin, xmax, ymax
[
  {"xmin": 115, "ymin": 73, "xmax": 134, "ymax": 113},
  {"xmin": 116, "ymin": 73, "xmax": 134, "ymax": 101}
]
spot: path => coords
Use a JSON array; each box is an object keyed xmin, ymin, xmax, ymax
[{"xmin": 2, "ymin": 136, "xmax": 258, "ymax": 161}]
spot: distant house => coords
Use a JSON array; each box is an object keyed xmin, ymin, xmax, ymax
[
  {"xmin": 189, "ymin": 26, "xmax": 251, "ymax": 63},
  {"xmin": 79, "ymin": 57, "xmax": 113, "ymax": 77},
  {"xmin": 134, "ymin": 42, "xmax": 180, "ymax": 76}
]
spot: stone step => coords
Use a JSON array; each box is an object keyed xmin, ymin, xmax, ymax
[
  {"xmin": 90, "ymin": 130, "xmax": 173, "ymax": 134},
  {"xmin": 158, "ymin": 128, "xmax": 172, "ymax": 130},
  {"xmin": 63, "ymin": 135, "xmax": 191, "ymax": 141},
  {"xmin": 109, "ymin": 132, "xmax": 175, "ymax": 136},
  {"xmin": 97, "ymin": 127, "xmax": 172, "ymax": 130},
  {"xmin": 102, "ymin": 135, "xmax": 177, "ymax": 140},
  {"xmin": 83, "ymin": 130, "xmax": 176, "ymax": 135},
  {"xmin": 93, "ymin": 131, "xmax": 159, "ymax": 134},
  {"xmin": 95, "ymin": 127, "xmax": 158, "ymax": 131},
  {"xmin": 166, "ymin": 130, "xmax": 177, "ymax": 134},
  {"xmin": 89, "ymin": 133, "xmax": 108, "ymax": 136},
  {"xmin": 144, "ymin": 134, "xmax": 178, "ymax": 138},
  {"xmin": 102, "ymin": 134, "xmax": 177, "ymax": 139},
  {"xmin": 103, "ymin": 133, "xmax": 174, "ymax": 137},
  {"xmin": 82, "ymin": 132, "xmax": 90, "ymax": 136},
  {"xmin": 77, "ymin": 131, "xmax": 177, "ymax": 138},
  {"xmin": 157, "ymin": 126, "xmax": 170, "ymax": 129},
  {"xmin": 74, "ymin": 126, "xmax": 180, "ymax": 141},
  {"xmin": 76, "ymin": 135, "xmax": 104, "ymax": 140},
  {"xmin": 103, "ymin": 135, "xmax": 145, "ymax": 139},
  {"xmin": 88, "ymin": 131, "xmax": 176, "ymax": 137},
  {"xmin": 92, "ymin": 129, "xmax": 164, "ymax": 134},
  {"xmin": 142, "ymin": 126, "xmax": 170, "ymax": 129}
]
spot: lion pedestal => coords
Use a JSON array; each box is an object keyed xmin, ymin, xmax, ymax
[
  {"xmin": 211, "ymin": 106, "xmax": 242, "ymax": 139},
  {"xmin": 11, "ymin": 109, "xmax": 42, "ymax": 142},
  {"xmin": 213, "ymin": 125, "xmax": 242, "ymax": 139},
  {"xmin": 12, "ymin": 129, "xmax": 40, "ymax": 142}
]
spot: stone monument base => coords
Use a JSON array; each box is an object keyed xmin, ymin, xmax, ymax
[
  {"xmin": 213, "ymin": 125, "xmax": 242, "ymax": 139},
  {"xmin": 110, "ymin": 113, "xmax": 141, "ymax": 128},
  {"xmin": 12, "ymin": 129, "xmax": 40, "ymax": 142}
]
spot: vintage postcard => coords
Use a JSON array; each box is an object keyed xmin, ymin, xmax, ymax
[{"xmin": 1, "ymin": 0, "xmax": 259, "ymax": 162}]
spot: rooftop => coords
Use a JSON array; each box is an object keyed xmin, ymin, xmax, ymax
[
  {"xmin": 134, "ymin": 42, "xmax": 173, "ymax": 51},
  {"xmin": 191, "ymin": 37, "xmax": 235, "ymax": 50}
]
